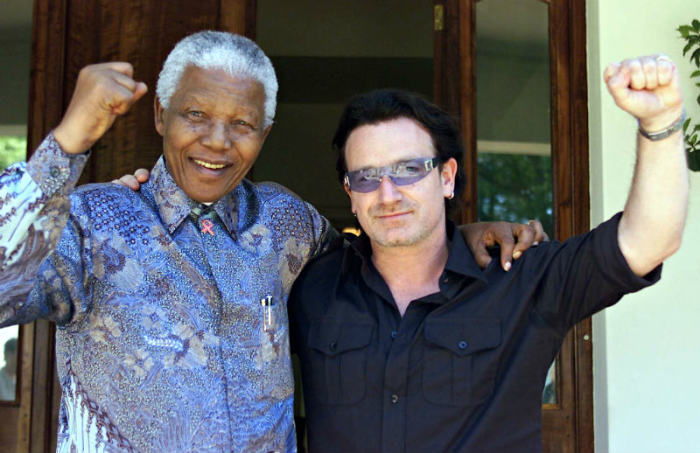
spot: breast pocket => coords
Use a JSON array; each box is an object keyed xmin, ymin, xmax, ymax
[
  {"xmin": 307, "ymin": 320, "xmax": 374, "ymax": 405},
  {"xmin": 422, "ymin": 317, "xmax": 501, "ymax": 407}
]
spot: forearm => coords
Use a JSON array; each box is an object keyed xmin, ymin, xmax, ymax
[{"xmin": 618, "ymin": 125, "xmax": 688, "ymax": 276}]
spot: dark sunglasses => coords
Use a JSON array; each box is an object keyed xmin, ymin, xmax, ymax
[{"xmin": 344, "ymin": 157, "xmax": 441, "ymax": 193}]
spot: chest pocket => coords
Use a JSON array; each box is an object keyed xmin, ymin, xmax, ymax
[
  {"xmin": 422, "ymin": 317, "xmax": 501, "ymax": 407},
  {"xmin": 307, "ymin": 320, "xmax": 374, "ymax": 405}
]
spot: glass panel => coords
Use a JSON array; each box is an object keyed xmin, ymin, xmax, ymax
[
  {"xmin": 475, "ymin": 0, "xmax": 555, "ymax": 404},
  {"xmin": 0, "ymin": 326, "xmax": 19, "ymax": 401},
  {"xmin": 0, "ymin": 134, "xmax": 27, "ymax": 168},
  {"xmin": 1, "ymin": 0, "xmax": 30, "ymax": 167},
  {"xmin": 542, "ymin": 361, "xmax": 557, "ymax": 405}
]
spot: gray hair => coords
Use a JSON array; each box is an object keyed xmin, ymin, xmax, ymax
[{"xmin": 156, "ymin": 30, "xmax": 278, "ymax": 127}]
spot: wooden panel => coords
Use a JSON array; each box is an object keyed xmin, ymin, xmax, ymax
[
  {"xmin": 542, "ymin": 0, "xmax": 576, "ymax": 451},
  {"xmin": 29, "ymin": 320, "xmax": 55, "ymax": 453},
  {"xmin": 541, "ymin": 0, "xmax": 592, "ymax": 452},
  {"xmin": 433, "ymin": 0, "xmax": 478, "ymax": 224},
  {"xmin": 220, "ymin": 0, "xmax": 257, "ymax": 38},
  {"xmin": 27, "ymin": 0, "xmax": 69, "ymax": 155},
  {"xmin": 569, "ymin": 0, "xmax": 593, "ymax": 448}
]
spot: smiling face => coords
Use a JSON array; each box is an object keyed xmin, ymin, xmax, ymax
[
  {"xmin": 155, "ymin": 65, "xmax": 271, "ymax": 203},
  {"xmin": 344, "ymin": 117, "xmax": 457, "ymax": 250}
]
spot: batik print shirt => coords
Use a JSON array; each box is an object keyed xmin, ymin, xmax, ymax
[{"xmin": 0, "ymin": 133, "xmax": 336, "ymax": 453}]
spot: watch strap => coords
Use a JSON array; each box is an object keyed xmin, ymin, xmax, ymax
[{"xmin": 638, "ymin": 109, "xmax": 687, "ymax": 141}]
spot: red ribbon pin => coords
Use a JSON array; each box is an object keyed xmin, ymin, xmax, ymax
[{"xmin": 200, "ymin": 219, "xmax": 215, "ymax": 235}]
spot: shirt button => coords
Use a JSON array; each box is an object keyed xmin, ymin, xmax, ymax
[
  {"xmin": 390, "ymin": 330, "xmax": 397, "ymax": 339},
  {"xmin": 458, "ymin": 340, "xmax": 468, "ymax": 350},
  {"xmin": 329, "ymin": 341, "xmax": 337, "ymax": 351},
  {"xmin": 391, "ymin": 394, "xmax": 399, "ymax": 404}
]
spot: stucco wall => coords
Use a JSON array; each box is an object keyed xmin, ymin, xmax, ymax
[{"xmin": 587, "ymin": 2, "xmax": 700, "ymax": 452}]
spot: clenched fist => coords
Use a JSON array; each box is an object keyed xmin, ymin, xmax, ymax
[
  {"xmin": 53, "ymin": 62, "xmax": 148, "ymax": 154},
  {"xmin": 604, "ymin": 55, "xmax": 684, "ymax": 133}
]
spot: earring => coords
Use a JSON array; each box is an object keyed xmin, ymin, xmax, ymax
[{"xmin": 447, "ymin": 191, "xmax": 454, "ymax": 200}]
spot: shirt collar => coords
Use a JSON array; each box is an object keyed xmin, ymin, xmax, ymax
[
  {"xmin": 346, "ymin": 220, "xmax": 487, "ymax": 283},
  {"xmin": 150, "ymin": 156, "xmax": 239, "ymax": 235},
  {"xmin": 443, "ymin": 221, "xmax": 488, "ymax": 283}
]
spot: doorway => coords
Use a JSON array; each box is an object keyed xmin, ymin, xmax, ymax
[
  {"xmin": 255, "ymin": 0, "xmax": 434, "ymax": 229},
  {"xmin": 12, "ymin": 1, "xmax": 590, "ymax": 451}
]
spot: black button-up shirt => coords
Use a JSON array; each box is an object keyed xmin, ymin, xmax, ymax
[{"xmin": 289, "ymin": 214, "xmax": 660, "ymax": 453}]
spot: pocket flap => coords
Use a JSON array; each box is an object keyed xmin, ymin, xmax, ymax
[
  {"xmin": 424, "ymin": 317, "xmax": 501, "ymax": 356},
  {"xmin": 308, "ymin": 320, "xmax": 374, "ymax": 356}
]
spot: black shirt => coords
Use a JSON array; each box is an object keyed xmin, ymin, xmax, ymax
[{"xmin": 288, "ymin": 214, "xmax": 660, "ymax": 453}]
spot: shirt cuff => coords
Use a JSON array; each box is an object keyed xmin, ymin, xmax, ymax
[{"xmin": 26, "ymin": 132, "xmax": 89, "ymax": 197}]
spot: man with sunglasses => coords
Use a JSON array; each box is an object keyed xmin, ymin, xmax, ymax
[{"xmin": 289, "ymin": 54, "xmax": 688, "ymax": 452}]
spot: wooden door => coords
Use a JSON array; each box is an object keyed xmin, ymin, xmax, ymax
[{"xmin": 433, "ymin": 0, "xmax": 592, "ymax": 452}]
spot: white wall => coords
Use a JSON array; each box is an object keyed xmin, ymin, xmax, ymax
[{"xmin": 587, "ymin": 2, "xmax": 700, "ymax": 452}]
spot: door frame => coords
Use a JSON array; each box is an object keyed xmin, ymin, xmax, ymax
[{"xmin": 433, "ymin": 1, "xmax": 592, "ymax": 451}]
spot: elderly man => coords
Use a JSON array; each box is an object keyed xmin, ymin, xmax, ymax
[
  {"xmin": 0, "ymin": 31, "xmax": 539, "ymax": 452},
  {"xmin": 288, "ymin": 55, "xmax": 688, "ymax": 452}
]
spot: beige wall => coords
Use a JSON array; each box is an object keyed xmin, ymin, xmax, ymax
[{"xmin": 587, "ymin": 2, "xmax": 700, "ymax": 452}]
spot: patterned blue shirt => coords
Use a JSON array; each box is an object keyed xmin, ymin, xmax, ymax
[{"xmin": 0, "ymin": 133, "xmax": 336, "ymax": 453}]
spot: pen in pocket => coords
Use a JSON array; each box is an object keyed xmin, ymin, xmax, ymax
[{"xmin": 260, "ymin": 295, "xmax": 276, "ymax": 332}]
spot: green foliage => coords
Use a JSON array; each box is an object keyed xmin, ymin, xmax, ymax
[
  {"xmin": 678, "ymin": 19, "xmax": 700, "ymax": 171},
  {"xmin": 477, "ymin": 153, "xmax": 553, "ymax": 237},
  {"xmin": 0, "ymin": 136, "xmax": 27, "ymax": 170}
]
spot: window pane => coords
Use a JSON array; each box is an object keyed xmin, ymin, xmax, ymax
[
  {"xmin": 475, "ymin": 0, "xmax": 555, "ymax": 405},
  {"xmin": 0, "ymin": 326, "xmax": 19, "ymax": 401},
  {"xmin": 542, "ymin": 361, "xmax": 557, "ymax": 405},
  {"xmin": 0, "ymin": 135, "xmax": 27, "ymax": 168}
]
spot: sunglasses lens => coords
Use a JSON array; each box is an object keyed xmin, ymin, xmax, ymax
[
  {"xmin": 391, "ymin": 175, "xmax": 425, "ymax": 186},
  {"xmin": 347, "ymin": 173, "xmax": 379, "ymax": 192},
  {"xmin": 346, "ymin": 158, "xmax": 438, "ymax": 193}
]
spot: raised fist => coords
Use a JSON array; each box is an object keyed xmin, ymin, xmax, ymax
[
  {"xmin": 53, "ymin": 62, "xmax": 148, "ymax": 154},
  {"xmin": 604, "ymin": 55, "xmax": 684, "ymax": 133}
]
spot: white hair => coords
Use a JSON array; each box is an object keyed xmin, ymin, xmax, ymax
[{"xmin": 156, "ymin": 30, "xmax": 278, "ymax": 127}]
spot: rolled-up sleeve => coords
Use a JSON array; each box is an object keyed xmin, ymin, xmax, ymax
[{"xmin": 533, "ymin": 212, "xmax": 661, "ymax": 335}]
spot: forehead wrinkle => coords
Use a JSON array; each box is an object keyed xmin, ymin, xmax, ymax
[{"xmin": 178, "ymin": 90, "xmax": 263, "ymax": 123}]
